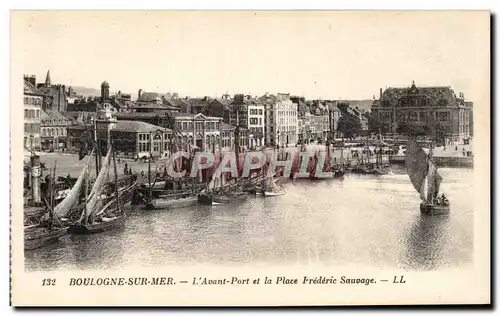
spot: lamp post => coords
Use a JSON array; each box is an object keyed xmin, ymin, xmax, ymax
[{"xmin": 29, "ymin": 134, "xmax": 34, "ymax": 151}]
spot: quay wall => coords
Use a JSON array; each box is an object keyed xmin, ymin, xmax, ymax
[{"xmin": 389, "ymin": 155, "xmax": 474, "ymax": 168}]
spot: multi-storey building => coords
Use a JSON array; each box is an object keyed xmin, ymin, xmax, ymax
[
  {"xmin": 68, "ymin": 119, "xmax": 173, "ymax": 159},
  {"xmin": 326, "ymin": 102, "xmax": 341, "ymax": 139},
  {"xmin": 295, "ymin": 101, "xmax": 329, "ymax": 143},
  {"xmin": 40, "ymin": 110, "xmax": 72, "ymax": 151},
  {"xmin": 220, "ymin": 123, "xmax": 249, "ymax": 151},
  {"xmin": 260, "ymin": 93, "xmax": 298, "ymax": 147},
  {"xmin": 226, "ymin": 94, "xmax": 265, "ymax": 148},
  {"xmin": 172, "ymin": 113, "xmax": 223, "ymax": 152},
  {"xmin": 371, "ymin": 81, "xmax": 472, "ymax": 142},
  {"xmin": 23, "ymin": 78, "xmax": 43, "ymax": 150}
]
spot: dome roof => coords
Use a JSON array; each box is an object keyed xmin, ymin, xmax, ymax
[{"xmin": 101, "ymin": 80, "xmax": 110, "ymax": 87}]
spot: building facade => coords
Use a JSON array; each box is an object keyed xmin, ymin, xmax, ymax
[
  {"xmin": 173, "ymin": 113, "xmax": 223, "ymax": 152},
  {"xmin": 327, "ymin": 103, "xmax": 341, "ymax": 139},
  {"xmin": 23, "ymin": 79, "xmax": 43, "ymax": 150},
  {"xmin": 220, "ymin": 123, "xmax": 249, "ymax": 151},
  {"xmin": 371, "ymin": 81, "xmax": 472, "ymax": 142},
  {"xmin": 68, "ymin": 120, "xmax": 173, "ymax": 159},
  {"xmin": 273, "ymin": 93, "xmax": 298, "ymax": 147},
  {"xmin": 40, "ymin": 110, "xmax": 72, "ymax": 151},
  {"xmin": 226, "ymin": 94, "xmax": 265, "ymax": 148}
]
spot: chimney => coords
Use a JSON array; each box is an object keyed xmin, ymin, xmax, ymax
[
  {"xmin": 138, "ymin": 89, "xmax": 142, "ymax": 99},
  {"xmin": 24, "ymin": 75, "xmax": 36, "ymax": 87},
  {"xmin": 379, "ymin": 88, "xmax": 383, "ymax": 100}
]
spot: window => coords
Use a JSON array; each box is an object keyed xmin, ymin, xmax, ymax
[
  {"xmin": 438, "ymin": 112, "xmax": 451, "ymax": 121},
  {"xmin": 36, "ymin": 109, "xmax": 39, "ymax": 118},
  {"xmin": 24, "ymin": 109, "xmax": 28, "ymax": 118},
  {"xmin": 259, "ymin": 109, "xmax": 263, "ymax": 115}
]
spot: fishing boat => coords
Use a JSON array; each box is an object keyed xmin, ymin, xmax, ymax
[
  {"xmin": 406, "ymin": 139, "xmax": 450, "ymax": 216},
  {"xmin": 24, "ymin": 165, "xmax": 69, "ymax": 251},
  {"xmin": 67, "ymin": 146, "xmax": 127, "ymax": 234},
  {"xmin": 198, "ymin": 171, "xmax": 248, "ymax": 205},
  {"xmin": 24, "ymin": 208, "xmax": 67, "ymax": 251},
  {"xmin": 262, "ymin": 178, "xmax": 286, "ymax": 197}
]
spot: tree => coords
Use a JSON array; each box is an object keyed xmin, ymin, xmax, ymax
[
  {"xmin": 335, "ymin": 103, "xmax": 362, "ymax": 139},
  {"xmin": 367, "ymin": 114, "xmax": 390, "ymax": 135},
  {"xmin": 337, "ymin": 113, "xmax": 362, "ymax": 139}
]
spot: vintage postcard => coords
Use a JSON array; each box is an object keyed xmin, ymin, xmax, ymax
[{"xmin": 10, "ymin": 10, "xmax": 490, "ymax": 306}]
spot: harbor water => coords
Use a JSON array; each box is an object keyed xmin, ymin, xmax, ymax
[{"xmin": 25, "ymin": 168, "xmax": 474, "ymax": 272}]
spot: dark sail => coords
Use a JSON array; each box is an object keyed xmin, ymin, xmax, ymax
[
  {"xmin": 405, "ymin": 139, "xmax": 429, "ymax": 196},
  {"xmin": 429, "ymin": 162, "xmax": 443, "ymax": 201}
]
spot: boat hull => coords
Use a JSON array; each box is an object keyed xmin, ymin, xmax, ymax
[
  {"xmin": 263, "ymin": 191, "xmax": 285, "ymax": 197},
  {"xmin": 198, "ymin": 193, "xmax": 248, "ymax": 205},
  {"xmin": 24, "ymin": 227, "xmax": 67, "ymax": 251},
  {"xmin": 145, "ymin": 196, "xmax": 198, "ymax": 210},
  {"xmin": 420, "ymin": 202, "xmax": 450, "ymax": 216},
  {"xmin": 67, "ymin": 214, "xmax": 126, "ymax": 234}
]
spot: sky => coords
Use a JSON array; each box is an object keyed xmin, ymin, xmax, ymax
[{"xmin": 12, "ymin": 11, "xmax": 490, "ymax": 102}]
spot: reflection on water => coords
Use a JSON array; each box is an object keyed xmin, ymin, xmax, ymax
[{"xmin": 25, "ymin": 168, "xmax": 474, "ymax": 272}]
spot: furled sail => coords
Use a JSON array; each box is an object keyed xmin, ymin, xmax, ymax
[
  {"xmin": 54, "ymin": 149, "xmax": 94, "ymax": 217},
  {"xmin": 85, "ymin": 147, "xmax": 112, "ymax": 218}
]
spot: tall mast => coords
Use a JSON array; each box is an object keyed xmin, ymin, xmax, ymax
[
  {"xmin": 93, "ymin": 118, "xmax": 100, "ymax": 178},
  {"xmin": 111, "ymin": 141, "xmax": 120, "ymax": 214},
  {"xmin": 148, "ymin": 132, "xmax": 152, "ymax": 200}
]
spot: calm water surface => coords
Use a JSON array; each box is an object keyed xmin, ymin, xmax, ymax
[{"xmin": 25, "ymin": 168, "xmax": 473, "ymax": 272}]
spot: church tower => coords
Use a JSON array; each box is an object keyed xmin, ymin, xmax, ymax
[
  {"xmin": 44, "ymin": 70, "xmax": 51, "ymax": 87},
  {"xmin": 101, "ymin": 80, "xmax": 110, "ymax": 102}
]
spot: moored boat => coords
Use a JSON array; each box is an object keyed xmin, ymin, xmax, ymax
[
  {"xmin": 25, "ymin": 225, "xmax": 67, "ymax": 251},
  {"xmin": 406, "ymin": 139, "xmax": 450, "ymax": 216},
  {"xmin": 68, "ymin": 145, "xmax": 127, "ymax": 234}
]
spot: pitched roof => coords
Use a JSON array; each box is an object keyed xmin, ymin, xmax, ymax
[
  {"xmin": 129, "ymin": 103, "xmax": 175, "ymax": 110},
  {"xmin": 70, "ymin": 120, "xmax": 172, "ymax": 133},
  {"xmin": 41, "ymin": 110, "xmax": 71, "ymax": 122},
  {"xmin": 137, "ymin": 92, "xmax": 162, "ymax": 102},
  {"xmin": 171, "ymin": 112, "xmax": 221, "ymax": 120},
  {"xmin": 221, "ymin": 123, "xmax": 236, "ymax": 130},
  {"xmin": 38, "ymin": 85, "xmax": 66, "ymax": 100},
  {"xmin": 23, "ymin": 79, "xmax": 43, "ymax": 96},
  {"xmin": 212, "ymin": 98, "xmax": 233, "ymax": 106},
  {"xmin": 380, "ymin": 84, "xmax": 458, "ymax": 107}
]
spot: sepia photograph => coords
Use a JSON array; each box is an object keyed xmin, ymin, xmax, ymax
[{"xmin": 10, "ymin": 10, "xmax": 490, "ymax": 306}]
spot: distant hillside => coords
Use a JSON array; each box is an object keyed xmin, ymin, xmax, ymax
[
  {"xmin": 337, "ymin": 100, "xmax": 374, "ymax": 112},
  {"xmin": 71, "ymin": 86, "xmax": 101, "ymax": 97},
  {"xmin": 71, "ymin": 86, "xmax": 138, "ymax": 100}
]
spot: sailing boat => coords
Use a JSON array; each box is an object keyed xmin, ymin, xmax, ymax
[
  {"xmin": 405, "ymin": 139, "xmax": 450, "ymax": 215},
  {"xmin": 140, "ymin": 152, "xmax": 197, "ymax": 210},
  {"xmin": 262, "ymin": 175, "xmax": 286, "ymax": 197},
  {"xmin": 24, "ymin": 166, "xmax": 67, "ymax": 251},
  {"xmin": 67, "ymin": 145, "xmax": 127, "ymax": 234},
  {"xmin": 198, "ymin": 153, "xmax": 248, "ymax": 205}
]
